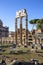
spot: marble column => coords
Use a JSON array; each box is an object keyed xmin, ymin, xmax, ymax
[
  {"xmin": 20, "ymin": 17, "xmax": 22, "ymax": 45},
  {"xmin": 25, "ymin": 15, "xmax": 28, "ymax": 45},
  {"xmin": 15, "ymin": 18, "xmax": 17, "ymax": 45},
  {"xmin": 38, "ymin": 38, "xmax": 40, "ymax": 44},
  {"xmin": 40, "ymin": 38, "xmax": 41, "ymax": 44}
]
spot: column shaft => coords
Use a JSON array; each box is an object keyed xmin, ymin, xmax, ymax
[
  {"xmin": 15, "ymin": 18, "xmax": 17, "ymax": 45},
  {"xmin": 20, "ymin": 17, "xmax": 22, "ymax": 45},
  {"xmin": 25, "ymin": 15, "xmax": 28, "ymax": 45}
]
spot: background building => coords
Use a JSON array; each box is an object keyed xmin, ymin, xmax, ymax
[{"xmin": 0, "ymin": 20, "xmax": 9, "ymax": 38}]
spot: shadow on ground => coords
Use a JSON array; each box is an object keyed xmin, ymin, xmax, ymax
[{"xmin": 13, "ymin": 61, "xmax": 43, "ymax": 65}]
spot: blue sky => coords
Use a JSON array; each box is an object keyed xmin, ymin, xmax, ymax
[{"xmin": 0, "ymin": 0, "xmax": 43, "ymax": 31}]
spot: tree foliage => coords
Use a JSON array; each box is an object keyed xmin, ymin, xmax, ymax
[
  {"xmin": 29, "ymin": 19, "xmax": 43, "ymax": 30},
  {"xmin": 29, "ymin": 19, "xmax": 39, "ymax": 24},
  {"xmin": 36, "ymin": 20, "xmax": 41, "ymax": 29}
]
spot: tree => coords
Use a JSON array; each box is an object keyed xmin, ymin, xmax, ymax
[
  {"xmin": 29, "ymin": 18, "xmax": 43, "ymax": 44},
  {"xmin": 29, "ymin": 19, "xmax": 39, "ymax": 30},
  {"xmin": 36, "ymin": 20, "xmax": 41, "ymax": 29},
  {"xmin": 40, "ymin": 19, "xmax": 43, "ymax": 31},
  {"xmin": 29, "ymin": 19, "xmax": 39, "ymax": 44},
  {"xmin": 36, "ymin": 19, "xmax": 43, "ymax": 30},
  {"xmin": 40, "ymin": 19, "xmax": 43, "ymax": 23}
]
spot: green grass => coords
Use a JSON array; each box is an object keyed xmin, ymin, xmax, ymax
[
  {"xmin": 0, "ymin": 46, "xmax": 43, "ymax": 63},
  {"xmin": 1, "ymin": 52, "xmax": 43, "ymax": 63},
  {"xmin": 37, "ymin": 49, "xmax": 43, "ymax": 53}
]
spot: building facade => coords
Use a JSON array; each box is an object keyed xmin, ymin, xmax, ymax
[{"xmin": 0, "ymin": 20, "xmax": 9, "ymax": 38}]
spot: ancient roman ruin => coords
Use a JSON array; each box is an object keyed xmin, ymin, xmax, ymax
[
  {"xmin": 0, "ymin": 9, "xmax": 43, "ymax": 46},
  {"xmin": 15, "ymin": 9, "xmax": 28, "ymax": 46}
]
